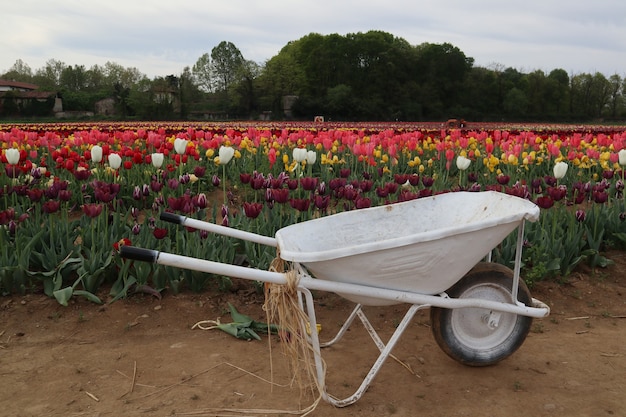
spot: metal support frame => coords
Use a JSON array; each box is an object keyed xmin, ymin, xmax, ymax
[{"xmin": 297, "ymin": 286, "xmax": 426, "ymax": 407}]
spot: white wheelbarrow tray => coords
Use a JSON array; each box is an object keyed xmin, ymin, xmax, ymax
[{"xmin": 120, "ymin": 191, "xmax": 550, "ymax": 407}]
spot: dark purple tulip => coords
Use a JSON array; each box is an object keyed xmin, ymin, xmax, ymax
[
  {"xmin": 497, "ymin": 175, "xmax": 510, "ymax": 185},
  {"xmin": 193, "ymin": 165, "xmax": 206, "ymax": 178},
  {"xmin": 314, "ymin": 194, "xmax": 330, "ymax": 210},
  {"xmin": 343, "ymin": 185, "xmax": 359, "ymax": 201},
  {"xmin": 243, "ymin": 202, "xmax": 263, "ymax": 219},
  {"xmin": 547, "ymin": 185, "xmax": 567, "ymax": 202},
  {"xmin": 317, "ymin": 181, "xmax": 326, "ymax": 195},
  {"xmin": 194, "ymin": 193, "xmax": 208, "ymax": 209},
  {"xmin": 58, "ymin": 189, "xmax": 72, "ymax": 201},
  {"xmin": 151, "ymin": 180, "xmax": 163, "ymax": 192},
  {"xmin": 133, "ymin": 186, "xmax": 142, "ymax": 200},
  {"xmin": 355, "ymin": 196, "xmax": 371, "ymax": 209},
  {"xmin": 536, "ymin": 196, "xmax": 554, "ymax": 209},
  {"xmin": 394, "ymin": 173, "xmax": 409, "ymax": 185},
  {"xmin": 544, "ymin": 175, "xmax": 557, "ymax": 187},
  {"xmin": 376, "ymin": 186, "xmax": 389, "ymax": 198},
  {"xmin": 239, "ymin": 172, "xmax": 251, "ymax": 184},
  {"xmin": 73, "ymin": 168, "xmax": 91, "ymax": 181},
  {"xmin": 286, "ymin": 179, "xmax": 298, "ymax": 190},
  {"xmin": 272, "ymin": 188, "xmax": 290, "ymax": 204},
  {"xmin": 300, "ymin": 177, "xmax": 318, "ymax": 191},
  {"xmin": 82, "ymin": 203, "xmax": 103, "ymax": 218},
  {"xmin": 167, "ymin": 178, "xmax": 179, "ymax": 190},
  {"xmin": 289, "ymin": 198, "xmax": 310, "ymax": 212},
  {"xmin": 592, "ymin": 190, "xmax": 608, "ymax": 204},
  {"xmin": 42, "ymin": 200, "xmax": 61, "ymax": 213},
  {"xmin": 27, "ymin": 189, "xmax": 44, "ymax": 202},
  {"xmin": 422, "ymin": 176, "xmax": 434, "ymax": 188},
  {"xmin": 575, "ymin": 210, "xmax": 586, "ymax": 222}
]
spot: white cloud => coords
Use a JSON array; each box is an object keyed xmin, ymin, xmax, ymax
[{"xmin": 2, "ymin": 0, "xmax": 626, "ymax": 78}]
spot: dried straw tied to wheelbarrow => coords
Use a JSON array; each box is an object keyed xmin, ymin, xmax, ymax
[{"xmin": 263, "ymin": 253, "xmax": 325, "ymax": 412}]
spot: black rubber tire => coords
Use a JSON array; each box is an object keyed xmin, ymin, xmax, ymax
[{"xmin": 430, "ymin": 262, "xmax": 533, "ymax": 367}]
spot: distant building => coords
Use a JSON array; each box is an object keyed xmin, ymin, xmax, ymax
[{"xmin": 0, "ymin": 79, "xmax": 61, "ymax": 116}]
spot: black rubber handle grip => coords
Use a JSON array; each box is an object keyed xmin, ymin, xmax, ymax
[
  {"xmin": 160, "ymin": 212, "xmax": 185, "ymax": 224},
  {"xmin": 119, "ymin": 246, "xmax": 158, "ymax": 263}
]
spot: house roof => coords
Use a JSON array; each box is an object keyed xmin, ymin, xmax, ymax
[
  {"xmin": 0, "ymin": 90, "xmax": 55, "ymax": 99},
  {"xmin": 0, "ymin": 79, "xmax": 39, "ymax": 90}
]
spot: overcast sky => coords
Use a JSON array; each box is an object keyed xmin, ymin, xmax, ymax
[{"xmin": 2, "ymin": 0, "xmax": 625, "ymax": 79}]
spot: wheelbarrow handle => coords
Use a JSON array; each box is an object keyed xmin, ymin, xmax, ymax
[
  {"xmin": 158, "ymin": 212, "xmax": 278, "ymax": 247},
  {"xmin": 160, "ymin": 211, "xmax": 185, "ymax": 225},
  {"xmin": 119, "ymin": 246, "xmax": 158, "ymax": 263}
]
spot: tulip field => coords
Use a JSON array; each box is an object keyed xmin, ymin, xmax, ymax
[{"xmin": 2, "ymin": 120, "xmax": 626, "ymax": 304}]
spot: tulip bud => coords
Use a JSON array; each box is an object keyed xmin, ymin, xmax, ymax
[
  {"xmin": 174, "ymin": 138, "xmax": 188, "ymax": 155},
  {"xmin": 5, "ymin": 148, "xmax": 20, "ymax": 165},
  {"xmin": 218, "ymin": 146, "xmax": 235, "ymax": 165},
  {"xmin": 619, "ymin": 149, "xmax": 626, "ymax": 166},
  {"xmin": 91, "ymin": 145, "xmax": 103, "ymax": 163},
  {"xmin": 456, "ymin": 155, "xmax": 471, "ymax": 171},
  {"xmin": 553, "ymin": 161, "xmax": 568, "ymax": 179},
  {"xmin": 108, "ymin": 153, "xmax": 122, "ymax": 170},
  {"xmin": 306, "ymin": 150, "xmax": 317, "ymax": 165},
  {"xmin": 293, "ymin": 148, "xmax": 307, "ymax": 163},
  {"xmin": 151, "ymin": 152, "xmax": 164, "ymax": 169}
]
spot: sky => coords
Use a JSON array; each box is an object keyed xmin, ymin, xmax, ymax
[{"xmin": 2, "ymin": 0, "xmax": 626, "ymax": 79}]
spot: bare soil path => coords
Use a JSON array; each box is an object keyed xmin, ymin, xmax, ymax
[{"xmin": 1, "ymin": 253, "xmax": 626, "ymax": 417}]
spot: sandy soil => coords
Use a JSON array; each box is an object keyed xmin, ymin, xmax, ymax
[{"xmin": 1, "ymin": 253, "xmax": 625, "ymax": 417}]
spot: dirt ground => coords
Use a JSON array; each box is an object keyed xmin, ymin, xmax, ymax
[{"xmin": 1, "ymin": 253, "xmax": 626, "ymax": 417}]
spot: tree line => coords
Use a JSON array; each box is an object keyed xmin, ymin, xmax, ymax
[{"xmin": 2, "ymin": 31, "xmax": 626, "ymax": 122}]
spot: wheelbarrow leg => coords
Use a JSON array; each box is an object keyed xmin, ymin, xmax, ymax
[
  {"xmin": 298, "ymin": 286, "xmax": 425, "ymax": 408},
  {"xmin": 319, "ymin": 304, "xmax": 363, "ymax": 348}
]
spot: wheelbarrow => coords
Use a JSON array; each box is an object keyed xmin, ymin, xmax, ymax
[{"xmin": 120, "ymin": 191, "xmax": 550, "ymax": 407}]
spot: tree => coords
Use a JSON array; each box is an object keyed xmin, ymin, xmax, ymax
[
  {"xmin": 2, "ymin": 59, "xmax": 33, "ymax": 82},
  {"xmin": 60, "ymin": 65, "xmax": 89, "ymax": 91},
  {"xmin": 257, "ymin": 46, "xmax": 306, "ymax": 115},
  {"xmin": 230, "ymin": 60, "xmax": 262, "ymax": 117},
  {"xmin": 413, "ymin": 42, "xmax": 474, "ymax": 119},
  {"xmin": 34, "ymin": 59, "xmax": 66, "ymax": 90},
  {"xmin": 192, "ymin": 53, "xmax": 214, "ymax": 93},
  {"xmin": 607, "ymin": 74, "xmax": 623, "ymax": 119},
  {"xmin": 211, "ymin": 41, "xmax": 245, "ymax": 93}
]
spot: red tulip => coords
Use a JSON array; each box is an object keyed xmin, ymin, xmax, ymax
[{"xmin": 153, "ymin": 228, "xmax": 168, "ymax": 239}]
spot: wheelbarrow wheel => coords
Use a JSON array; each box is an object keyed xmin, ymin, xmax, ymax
[{"xmin": 430, "ymin": 262, "xmax": 533, "ymax": 367}]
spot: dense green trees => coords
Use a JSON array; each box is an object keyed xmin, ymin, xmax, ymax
[{"xmin": 3, "ymin": 30, "xmax": 626, "ymax": 122}]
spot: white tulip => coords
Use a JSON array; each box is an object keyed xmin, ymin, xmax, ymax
[
  {"xmin": 91, "ymin": 145, "xmax": 103, "ymax": 163},
  {"xmin": 174, "ymin": 138, "xmax": 188, "ymax": 155},
  {"xmin": 293, "ymin": 148, "xmax": 307, "ymax": 163},
  {"xmin": 619, "ymin": 149, "xmax": 626, "ymax": 166},
  {"xmin": 218, "ymin": 146, "xmax": 235, "ymax": 165},
  {"xmin": 108, "ymin": 153, "xmax": 122, "ymax": 170},
  {"xmin": 553, "ymin": 161, "xmax": 568, "ymax": 179},
  {"xmin": 151, "ymin": 152, "xmax": 164, "ymax": 169},
  {"xmin": 456, "ymin": 155, "xmax": 471, "ymax": 171},
  {"xmin": 5, "ymin": 148, "xmax": 20, "ymax": 165},
  {"xmin": 306, "ymin": 150, "xmax": 317, "ymax": 165}
]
